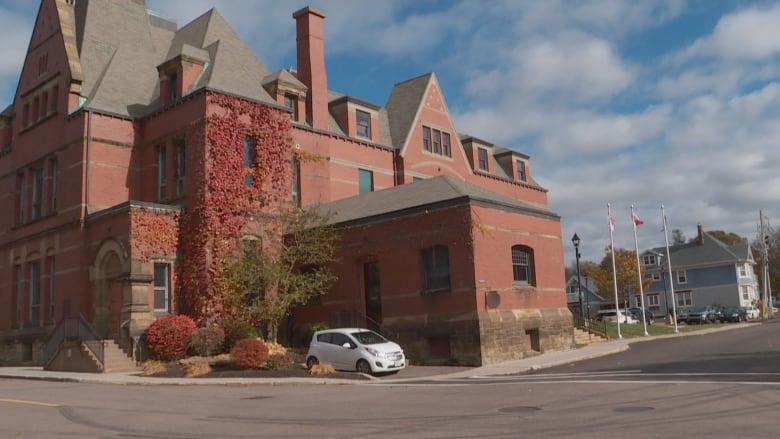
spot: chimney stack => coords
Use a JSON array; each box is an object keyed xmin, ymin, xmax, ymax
[
  {"xmin": 293, "ymin": 7, "xmax": 329, "ymax": 131},
  {"xmin": 697, "ymin": 223, "xmax": 704, "ymax": 242}
]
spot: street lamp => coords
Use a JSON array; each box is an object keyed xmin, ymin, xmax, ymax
[{"xmin": 572, "ymin": 233, "xmax": 583, "ymax": 323}]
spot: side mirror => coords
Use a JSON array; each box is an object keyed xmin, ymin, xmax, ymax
[{"xmin": 342, "ymin": 342, "xmax": 352, "ymax": 349}]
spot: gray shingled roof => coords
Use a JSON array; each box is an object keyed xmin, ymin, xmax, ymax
[
  {"xmin": 312, "ymin": 175, "xmax": 559, "ymax": 226},
  {"xmin": 649, "ymin": 232, "xmax": 753, "ymax": 268},
  {"xmin": 384, "ymin": 73, "xmax": 431, "ymax": 149}
]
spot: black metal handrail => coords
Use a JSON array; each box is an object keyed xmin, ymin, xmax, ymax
[
  {"xmin": 43, "ymin": 315, "xmax": 105, "ymax": 367},
  {"xmin": 573, "ymin": 315, "xmax": 608, "ymax": 339}
]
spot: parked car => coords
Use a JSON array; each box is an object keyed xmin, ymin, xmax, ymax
[
  {"xmin": 597, "ymin": 309, "xmax": 638, "ymax": 324},
  {"xmin": 742, "ymin": 305, "xmax": 760, "ymax": 320},
  {"xmin": 628, "ymin": 307, "xmax": 655, "ymax": 325},
  {"xmin": 305, "ymin": 328, "xmax": 406, "ymax": 375},
  {"xmin": 685, "ymin": 306, "xmax": 719, "ymax": 324},
  {"xmin": 676, "ymin": 307, "xmax": 692, "ymax": 324},
  {"xmin": 720, "ymin": 306, "xmax": 748, "ymax": 323}
]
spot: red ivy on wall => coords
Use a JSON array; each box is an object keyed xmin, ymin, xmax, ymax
[
  {"xmin": 178, "ymin": 93, "xmax": 293, "ymax": 323},
  {"xmin": 130, "ymin": 207, "xmax": 181, "ymax": 262}
]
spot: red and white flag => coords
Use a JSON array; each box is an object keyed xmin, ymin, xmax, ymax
[
  {"xmin": 632, "ymin": 212, "xmax": 643, "ymax": 226},
  {"xmin": 608, "ymin": 214, "xmax": 615, "ymax": 231}
]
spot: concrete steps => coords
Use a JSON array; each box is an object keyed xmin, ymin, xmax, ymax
[
  {"xmin": 574, "ymin": 327, "xmax": 607, "ymax": 345},
  {"xmin": 81, "ymin": 340, "xmax": 141, "ymax": 373}
]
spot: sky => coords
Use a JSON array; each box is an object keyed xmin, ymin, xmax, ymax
[{"xmin": 2, "ymin": 0, "xmax": 780, "ymax": 264}]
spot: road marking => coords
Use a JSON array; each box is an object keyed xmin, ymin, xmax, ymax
[{"xmin": 0, "ymin": 397, "xmax": 60, "ymax": 407}]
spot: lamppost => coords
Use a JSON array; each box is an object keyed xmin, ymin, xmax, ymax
[
  {"xmin": 572, "ymin": 233, "xmax": 583, "ymax": 323},
  {"xmin": 657, "ymin": 253, "xmax": 669, "ymax": 317}
]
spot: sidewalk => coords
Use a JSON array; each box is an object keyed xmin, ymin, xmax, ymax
[
  {"xmin": 0, "ymin": 338, "xmax": 632, "ymax": 386},
  {"xmin": 0, "ymin": 324, "xmax": 749, "ymax": 386}
]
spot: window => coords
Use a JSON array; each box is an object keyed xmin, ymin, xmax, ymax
[
  {"xmin": 651, "ymin": 273, "xmax": 661, "ymax": 281},
  {"xmin": 15, "ymin": 265, "xmax": 23, "ymax": 324},
  {"xmin": 422, "ymin": 245, "xmax": 450, "ymax": 291},
  {"xmin": 356, "ymin": 110, "xmax": 371, "ymax": 138},
  {"xmin": 478, "ymin": 148, "xmax": 488, "ymax": 171},
  {"xmin": 642, "ymin": 254, "xmax": 656, "ymax": 265},
  {"xmin": 243, "ymin": 138, "xmax": 256, "ymax": 187},
  {"xmin": 41, "ymin": 92, "xmax": 48, "ymax": 117},
  {"xmin": 153, "ymin": 263, "xmax": 170, "ymax": 312},
  {"xmin": 51, "ymin": 85, "xmax": 59, "ymax": 113},
  {"xmin": 738, "ymin": 264, "xmax": 748, "ymax": 277},
  {"xmin": 677, "ymin": 270, "xmax": 687, "ymax": 284},
  {"xmin": 168, "ymin": 73, "xmax": 178, "ymax": 101},
  {"xmin": 38, "ymin": 53, "xmax": 48, "ymax": 76},
  {"xmin": 284, "ymin": 93, "xmax": 297, "ymax": 120},
  {"xmin": 647, "ymin": 294, "xmax": 660, "ymax": 306},
  {"xmin": 32, "ymin": 96, "xmax": 39, "ymax": 122},
  {"xmin": 517, "ymin": 160, "xmax": 526, "ymax": 181},
  {"xmin": 676, "ymin": 291, "xmax": 692, "ymax": 307},
  {"xmin": 175, "ymin": 139, "xmax": 185, "ymax": 196},
  {"xmin": 512, "ymin": 245, "xmax": 534, "ymax": 285},
  {"xmin": 17, "ymin": 171, "xmax": 26, "ymax": 225},
  {"xmin": 358, "ymin": 169, "xmax": 374, "ymax": 194},
  {"xmin": 422, "ymin": 126, "xmax": 431, "ymax": 152},
  {"xmin": 22, "ymin": 103, "xmax": 29, "ymax": 127},
  {"xmin": 48, "ymin": 256, "xmax": 55, "ymax": 321},
  {"xmin": 29, "ymin": 261, "xmax": 41, "ymax": 323},
  {"xmin": 433, "ymin": 129, "xmax": 441, "ymax": 154},
  {"xmin": 442, "ymin": 132, "xmax": 451, "ymax": 157},
  {"xmin": 741, "ymin": 285, "xmax": 750, "ymax": 301},
  {"xmin": 31, "ymin": 167, "xmax": 43, "ymax": 220},
  {"xmin": 157, "ymin": 145, "xmax": 166, "ymax": 200},
  {"xmin": 50, "ymin": 158, "xmax": 58, "ymax": 213},
  {"xmin": 292, "ymin": 159, "xmax": 301, "ymax": 206}
]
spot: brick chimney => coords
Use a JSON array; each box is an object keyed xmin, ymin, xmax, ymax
[
  {"xmin": 697, "ymin": 223, "xmax": 704, "ymax": 243},
  {"xmin": 293, "ymin": 7, "xmax": 329, "ymax": 131}
]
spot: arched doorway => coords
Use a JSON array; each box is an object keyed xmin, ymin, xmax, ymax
[{"xmin": 93, "ymin": 240, "xmax": 128, "ymax": 340}]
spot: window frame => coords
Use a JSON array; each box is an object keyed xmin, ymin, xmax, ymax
[
  {"xmin": 676, "ymin": 291, "xmax": 692, "ymax": 307},
  {"xmin": 432, "ymin": 129, "xmax": 441, "ymax": 154},
  {"xmin": 284, "ymin": 93, "xmax": 297, "ymax": 120},
  {"xmin": 511, "ymin": 245, "xmax": 534, "ymax": 285},
  {"xmin": 175, "ymin": 139, "xmax": 185, "ymax": 196},
  {"xmin": 358, "ymin": 168, "xmax": 374, "ymax": 194},
  {"xmin": 243, "ymin": 137, "xmax": 256, "ymax": 187},
  {"xmin": 517, "ymin": 160, "xmax": 526, "ymax": 181},
  {"xmin": 292, "ymin": 158, "xmax": 301, "ymax": 206},
  {"xmin": 677, "ymin": 270, "xmax": 687, "ymax": 284},
  {"xmin": 15, "ymin": 264, "xmax": 23, "ymax": 325},
  {"xmin": 157, "ymin": 145, "xmax": 167, "ymax": 200},
  {"xmin": 738, "ymin": 264, "xmax": 747, "ymax": 277},
  {"xmin": 647, "ymin": 294, "xmax": 660, "ymax": 307},
  {"xmin": 17, "ymin": 172, "xmax": 26, "ymax": 225},
  {"xmin": 153, "ymin": 263, "xmax": 170, "ymax": 312},
  {"xmin": 356, "ymin": 109, "xmax": 371, "ymax": 139},
  {"xmin": 442, "ymin": 132, "xmax": 451, "ymax": 157},
  {"xmin": 50, "ymin": 158, "xmax": 58, "ymax": 213},
  {"xmin": 31, "ymin": 166, "xmax": 43, "ymax": 220},
  {"xmin": 422, "ymin": 126, "xmax": 431, "ymax": 152},
  {"xmin": 48, "ymin": 256, "xmax": 55, "ymax": 322},
  {"xmin": 422, "ymin": 245, "xmax": 451, "ymax": 292},
  {"xmin": 29, "ymin": 261, "xmax": 41, "ymax": 324},
  {"xmin": 642, "ymin": 254, "xmax": 656, "ymax": 265},
  {"xmin": 477, "ymin": 148, "xmax": 488, "ymax": 171}
]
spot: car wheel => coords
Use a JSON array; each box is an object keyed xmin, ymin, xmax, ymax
[
  {"xmin": 356, "ymin": 359, "xmax": 372, "ymax": 375},
  {"xmin": 306, "ymin": 356, "xmax": 319, "ymax": 369}
]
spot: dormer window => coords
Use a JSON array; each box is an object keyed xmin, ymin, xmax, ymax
[
  {"xmin": 517, "ymin": 160, "xmax": 526, "ymax": 182},
  {"xmin": 642, "ymin": 254, "xmax": 656, "ymax": 265},
  {"xmin": 478, "ymin": 148, "xmax": 488, "ymax": 171},
  {"xmin": 356, "ymin": 110, "xmax": 371, "ymax": 138},
  {"xmin": 284, "ymin": 93, "xmax": 297, "ymax": 120}
]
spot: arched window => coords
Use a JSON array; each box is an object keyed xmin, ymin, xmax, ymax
[{"xmin": 512, "ymin": 245, "xmax": 534, "ymax": 285}]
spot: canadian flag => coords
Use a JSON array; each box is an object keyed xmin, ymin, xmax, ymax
[
  {"xmin": 632, "ymin": 212, "xmax": 644, "ymax": 226},
  {"xmin": 608, "ymin": 214, "xmax": 615, "ymax": 231}
]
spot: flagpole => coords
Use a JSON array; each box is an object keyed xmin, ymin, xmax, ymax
[
  {"xmin": 662, "ymin": 205, "xmax": 679, "ymax": 333},
  {"xmin": 631, "ymin": 205, "xmax": 649, "ymax": 336},
  {"xmin": 608, "ymin": 203, "xmax": 622, "ymax": 339}
]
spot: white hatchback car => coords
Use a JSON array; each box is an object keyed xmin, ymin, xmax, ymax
[{"xmin": 305, "ymin": 328, "xmax": 406, "ymax": 375}]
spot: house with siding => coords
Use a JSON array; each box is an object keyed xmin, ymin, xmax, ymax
[
  {"xmin": 635, "ymin": 225, "xmax": 759, "ymax": 318},
  {"xmin": 0, "ymin": 0, "xmax": 571, "ymax": 368},
  {"xmin": 565, "ymin": 275, "xmax": 605, "ymax": 320}
]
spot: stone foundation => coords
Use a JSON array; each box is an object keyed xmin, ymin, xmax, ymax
[{"xmin": 382, "ymin": 307, "xmax": 575, "ymax": 366}]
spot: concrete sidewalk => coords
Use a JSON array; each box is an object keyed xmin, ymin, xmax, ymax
[{"xmin": 0, "ymin": 338, "xmax": 632, "ymax": 386}]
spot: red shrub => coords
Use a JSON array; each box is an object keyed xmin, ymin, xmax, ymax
[
  {"xmin": 230, "ymin": 338, "xmax": 269, "ymax": 369},
  {"xmin": 145, "ymin": 315, "xmax": 198, "ymax": 361}
]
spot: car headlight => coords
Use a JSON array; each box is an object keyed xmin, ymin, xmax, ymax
[{"xmin": 365, "ymin": 347, "xmax": 381, "ymax": 358}]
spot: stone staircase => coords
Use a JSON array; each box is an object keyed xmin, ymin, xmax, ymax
[
  {"xmin": 574, "ymin": 327, "xmax": 608, "ymax": 345},
  {"xmin": 83, "ymin": 340, "xmax": 141, "ymax": 374}
]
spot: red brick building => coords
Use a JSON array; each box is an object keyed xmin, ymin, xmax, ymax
[{"xmin": 0, "ymin": 0, "xmax": 572, "ymax": 367}]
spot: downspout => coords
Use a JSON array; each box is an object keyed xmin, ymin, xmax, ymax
[{"xmin": 84, "ymin": 109, "xmax": 92, "ymax": 221}]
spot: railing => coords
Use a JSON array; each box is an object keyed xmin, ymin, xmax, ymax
[
  {"xmin": 573, "ymin": 315, "xmax": 608, "ymax": 339},
  {"xmin": 43, "ymin": 315, "xmax": 105, "ymax": 367}
]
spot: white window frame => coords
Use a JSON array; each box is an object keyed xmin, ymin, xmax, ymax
[
  {"xmin": 647, "ymin": 294, "xmax": 660, "ymax": 307},
  {"xmin": 153, "ymin": 263, "xmax": 170, "ymax": 312},
  {"xmin": 738, "ymin": 264, "xmax": 747, "ymax": 277},
  {"xmin": 676, "ymin": 291, "xmax": 692, "ymax": 307},
  {"xmin": 642, "ymin": 254, "xmax": 656, "ymax": 265},
  {"xmin": 651, "ymin": 272, "xmax": 661, "ymax": 281},
  {"xmin": 677, "ymin": 270, "xmax": 687, "ymax": 284}
]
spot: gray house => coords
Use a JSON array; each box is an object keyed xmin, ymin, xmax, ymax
[
  {"xmin": 566, "ymin": 275, "xmax": 605, "ymax": 320},
  {"xmin": 637, "ymin": 225, "xmax": 759, "ymax": 317}
]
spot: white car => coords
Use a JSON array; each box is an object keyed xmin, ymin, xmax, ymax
[
  {"xmin": 742, "ymin": 305, "xmax": 760, "ymax": 320},
  {"xmin": 305, "ymin": 328, "xmax": 406, "ymax": 375},
  {"xmin": 597, "ymin": 310, "xmax": 638, "ymax": 324}
]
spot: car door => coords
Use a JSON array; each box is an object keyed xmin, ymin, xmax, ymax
[{"xmin": 329, "ymin": 332, "xmax": 356, "ymax": 370}]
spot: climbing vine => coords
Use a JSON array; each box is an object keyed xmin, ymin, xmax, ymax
[
  {"xmin": 130, "ymin": 206, "xmax": 180, "ymax": 262},
  {"xmin": 177, "ymin": 92, "xmax": 293, "ymax": 324}
]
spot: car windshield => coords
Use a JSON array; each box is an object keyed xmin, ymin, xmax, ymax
[
  {"xmin": 689, "ymin": 306, "xmax": 706, "ymax": 312},
  {"xmin": 351, "ymin": 330, "xmax": 388, "ymax": 345}
]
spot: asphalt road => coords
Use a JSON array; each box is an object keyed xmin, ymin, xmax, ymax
[{"xmin": 1, "ymin": 321, "xmax": 779, "ymax": 438}]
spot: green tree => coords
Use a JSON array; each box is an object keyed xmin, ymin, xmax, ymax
[
  {"xmin": 698, "ymin": 230, "xmax": 747, "ymax": 245},
  {"xmin": 582, "ymin": 246, "xmax": 650, "ymax": 308},
  {"xmin": 223, "ymin": 207, "xmax": 338, "ymax": 342}
]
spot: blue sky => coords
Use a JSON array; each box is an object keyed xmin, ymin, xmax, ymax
[{"xmin": 3, "ymin": 0, "xmax": 780, "ymax": 264}]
